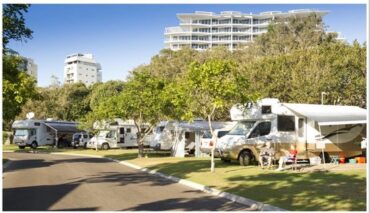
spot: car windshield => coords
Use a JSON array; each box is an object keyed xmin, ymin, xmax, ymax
[
  {"xmin": 14, "ymin": 129, "xmax": 29, "ymax": 136},
  {"xmin": 202, "ymin": 131, "xmax": 212, "ymax": 139},
  {"xmin": 97, "ymin": 131, "xmax": 109, "ymax": 138},
  {"xmin": 227, "ymin": 121, "xmax": 256, "ymax": 135}
]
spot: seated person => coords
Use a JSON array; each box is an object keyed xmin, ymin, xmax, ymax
[
  {"xmin": 258, "ymin": 141, "xmax": 274, "ymax": 169},
  {"xmin": 276, "ymin": 144, "xmax": 298, "ymax": 171}
]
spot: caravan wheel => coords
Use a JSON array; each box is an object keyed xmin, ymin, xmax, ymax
[
  {"xmin": 102, "ymin": 143, "xmax": 110, "ymax": 150},
  {"xmin": 31, "ymin": 141, "xmax": 38, "ymax": 149},
  {"xmin": 239, "ymin": 150, "xmax": 253, "ymax": 166},
  {"xmin": 18, "ymin": 146, "xmax": 25, "ymax": 149}
]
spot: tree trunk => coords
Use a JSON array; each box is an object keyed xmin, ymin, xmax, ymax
[
  {"xmin": 137, "ymin": 134, "xmax": 144, "ymax": 158},
  {"xmin": 208, "ymin": 106, "xmax": 217, "ymax": 173}
]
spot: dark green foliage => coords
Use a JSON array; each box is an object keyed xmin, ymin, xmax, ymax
[{"xmin": 3, "ymin": 4, "xmax": 33, "ymax": 50}]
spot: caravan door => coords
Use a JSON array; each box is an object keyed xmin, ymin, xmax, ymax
[
  {"xmin": 297, "ymin": 117, "xmax": 308, "ymax": 158},
  {"xmin": 118, "ymin": 127, "xmax": 125, "ymax": 145},
  {"xmin": 125, "ymin": 127, "xmax": 137, "ymax": 147}
]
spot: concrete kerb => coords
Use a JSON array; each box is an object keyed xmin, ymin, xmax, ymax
[{"xmin": 5, "ymin": 151, "xmax": 285, "ymax": 211}]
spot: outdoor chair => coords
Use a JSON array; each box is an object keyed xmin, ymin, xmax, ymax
[
  {"xmin": 260, "ymin": 156, "xmax": 275, "ymax": 169},
  {"xmin": 330, "ymin": 155, "xmax": 339, "ymax": 165}
]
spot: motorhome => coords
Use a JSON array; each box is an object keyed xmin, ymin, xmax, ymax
[
  {"xmin": 217, "ymin": 98, "xmax": 367, "ymax": 166},
  {"xmin": 86, "ymin": 119, "xmax": 152, "ymax": 150},
  {"xmin": 151, "ymin": 120, "xmax": 236, "ymax": 157},
  {"xmin": 12, "ymin": 119, "xmax": 79, "ymax": 149}
]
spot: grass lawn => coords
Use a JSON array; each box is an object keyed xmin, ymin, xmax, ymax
[{"xmin": 3, "ymin": 144, "xmax": 366, "ymax": 211}]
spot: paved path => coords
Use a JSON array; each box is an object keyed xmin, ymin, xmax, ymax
[{"xmin": 3, "ymin": 152, "xmax": 251, "ymax": 211}]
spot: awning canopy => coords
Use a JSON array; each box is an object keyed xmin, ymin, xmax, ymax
[
  {"xmin": 283, "ymin": 103, "xmax": 367, "ymax": 126},
  {"xmin": 44, "ymin": 121, "xmax": 79, "ymax": 133}
]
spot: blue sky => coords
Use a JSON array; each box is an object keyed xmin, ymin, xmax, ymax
[{"xmin": 8, "ymin": 4, "xmax": 367, "ymax": 87}]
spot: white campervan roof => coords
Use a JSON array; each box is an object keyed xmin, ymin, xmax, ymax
[{"xmin": 283, "ymin": 103, "xmax": 367, "ymax": 126}]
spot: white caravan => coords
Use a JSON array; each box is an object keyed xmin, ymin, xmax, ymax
[
  {"xmin": 217, "ymin": 98, "xmax": 367, "ymax": 165},
  {"xmin": 151, "ymin": 120, "xmax": 236, "ymax": 157},
  {"xmin": 86, "ymin": 119, "xmax": 152, "ymax": 150},
  {"xmin": 12, "ymin": 119, "xmax": 79, "ymax": 149}
]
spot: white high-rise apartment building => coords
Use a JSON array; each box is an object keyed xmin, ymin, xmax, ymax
[
  {"xmin": 165, "ymin": 9, "xmax": 327, "ymax": 51},
  {"xmin": 64, "ymin": 53, "xmax": 102, "ymax": 86},
  {"xmin": 19, "ymin": 57, "xmax": 38, "ymax": 82}
]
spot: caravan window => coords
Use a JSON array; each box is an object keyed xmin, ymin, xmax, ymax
[
  {"xmin": 228, "ymin": 121, "xmax": 256, "ymax": 135},
  {"xmin": 126, "ymin": 128, "xmax": 131, "ymax": 133},
  {"xmin": 261, "ymin": 106, "xmax": 272, "ymax": 114},
  {"xmin": 248, "ymin": 122, "xmax": 271, "ymax": 138},
  {"xmin": 30, "ymin": 129, "xmax": 36, "ymax": 136},
  {"xmin": 185, "ymin": 132, "xmax": 190, "ymax": 139},
  {"xmin": 278, "ymin": 115, "xmax": 295, "ymax": 131}
]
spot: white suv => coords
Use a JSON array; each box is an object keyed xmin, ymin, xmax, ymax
[
  {"xmin": 200, "ymin": 129, "xmax": 230, "ymax": 154},
  {"xmin": 72, "ymin": 132, "xmax": 93, "ymax": 149}
]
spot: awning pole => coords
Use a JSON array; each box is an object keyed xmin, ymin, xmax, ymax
[
  {"xmin": 55, "ymin": 130, "xmax": 58, "ymax": 149},
  {"xmin": 319, "ymin": 125, "xmax": 325, "ymax": 165}
]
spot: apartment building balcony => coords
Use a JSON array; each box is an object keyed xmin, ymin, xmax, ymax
[
  {"xmin": 180, "ymin": 21, "xmax": 210, "ymax": 26},
  {"xmin": 165, "ymin": 27, "xmax": 192, "ymax": 35},
  {"xmin": 165, "ymin": 39, "xmax": 210, "ymax": 44},
  {"xmin": 212, "ymin": 40, "xmax": 232, "ymax": 44}
]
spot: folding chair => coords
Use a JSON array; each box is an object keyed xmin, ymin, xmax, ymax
[{"xmin": 330, "ymin": 155, "xmax": 339, "ymax": 165}]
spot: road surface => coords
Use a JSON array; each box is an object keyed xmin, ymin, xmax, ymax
[{"xmin": 3, "ymin": 152, "xmax": 251, "ymax": 211}]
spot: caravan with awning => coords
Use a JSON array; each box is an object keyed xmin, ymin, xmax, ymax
[
  {"xmin": 12, "ymin": 119, "xmax": 79, "ymax": 149},
  {"xmin": 217, "ymin": 98, "xmax": 367, "ymax": 166}
]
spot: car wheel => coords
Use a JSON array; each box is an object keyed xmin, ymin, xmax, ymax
[
  {"xmin": 18, "ymin": 146, "xmax": 25, "ymax": 149},
  {"xmin": 239, "ymin": 150, "xmax": 253, "ymax": 166},
  {"xmin": 102, "ymin": 143, "xmax": 110, "ymax": 150},
  {"xmin": 31, "ymin": 141, "xmax": 38, "ymax": 149}
]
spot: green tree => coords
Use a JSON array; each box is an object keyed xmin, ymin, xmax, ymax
[
  {"xmin": 57, "ymin": 83, "xmax": 91, "ymax": 121},
  {"xmin": 168, "ymin": 59, "xmax": 257, "ymax": 172},
  {"xmin": 3, "ymin": 55, "xmax": 38, "ymax": 129},
  {"xmin": 3, "ymin": 4, "xmax": 37, "ymax": 129},
  {"xmin": 242, "ymin": 41, "xmax": 366, "ymax": 107},
  {"xmin": 88, "ymin": 80, "xmax": 124, "ymax": 110},
  {"xmin": 3, "ymin": 4, "xmax": 33, "ymax": 51},
  {"xmin": 247, "ymin": 13, "xmax": 337, "ymax": 57},
  {"xmin": 89, "ymin": 69, "xmax": 167, "ymax": 157}
]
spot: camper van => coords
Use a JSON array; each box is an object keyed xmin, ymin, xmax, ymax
[
  {"xmin": 217, "ymin": 98, "xmax": 367, "ymax": 166},
  {"xmin": 151, "ymin": 120, "xmax": 236, "ymax": 157},
  {"xmin": 86, "ymin": 120, "xmax": 152, "ymax": 150},
  {"xmin": 12, "ymin": 119, "xmax": 79, "ymax": 149}
]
